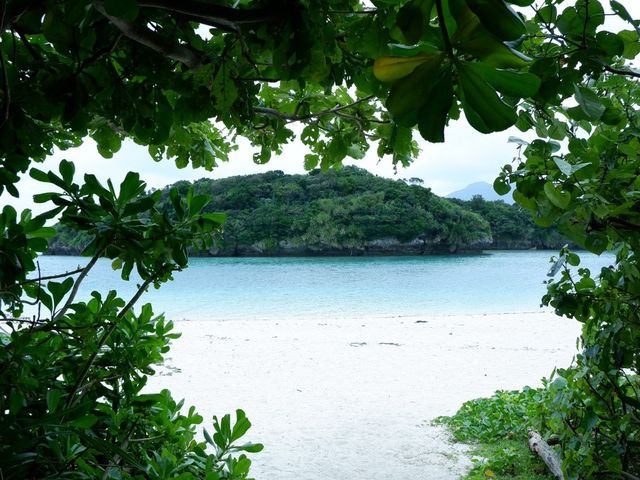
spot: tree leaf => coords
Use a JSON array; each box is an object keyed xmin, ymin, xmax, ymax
[
  {"xmin": 103, "ymin": 0, "xmax": 139, "ymax": 21},
  {"xmin": 386, "ymin": 54, "xmax": 444, "ymax": 126},
  {"xmin": 465, "ymin": 0, "xmax": 526, "ymax": 41},
  {"xmin": 395, "ymin": 0, "xmax": 435, "ymax": 44},
  {"xmin": 417, "ymin": 70, "xmax": 453, "ymax": 142},
  {"xmin": 574, "ymin": 86, "xmax": 606, "ymax": 120},
  {"xmin": 471, "ymin": 63, "xmax": 541, "ymax": 98},
  {"xmin": 493, "ymin": 178, "xmax": 511, "ymax": 195},
  {"xmin": 457, "ymin": 62, "xmax": 517, "ymax": 133},
  {"xmin": 543, "ymin": 181, "xmax": 571, "ymax": 209},
  {"xmin": 373, "ymin": 53, "xmax": 440, "ymax": 83}
]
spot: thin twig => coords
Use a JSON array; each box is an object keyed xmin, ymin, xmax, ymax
[
  {"xmin": 601, "ymin": 64, "xmax": 640, "ymax": 79},
  {"xmin": 50, "ymin": 251, "xmax": 102, "ymax": 322},
  {"xmin": 20, "ymin": 267, "xmax": 84, "ymax": 285},
  {"xmin": 254, "ymin": 95, "xmax": 375, "ymax": 123}
]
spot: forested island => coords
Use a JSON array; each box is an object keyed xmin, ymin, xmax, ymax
[{"xmin": 48, "ymin": 167, "xmax": 565, "ymax": 256}]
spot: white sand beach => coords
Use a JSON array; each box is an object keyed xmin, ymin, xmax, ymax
[{"xmin": 146, "ymin": 311, "xmax": 581, "ymax": 479}]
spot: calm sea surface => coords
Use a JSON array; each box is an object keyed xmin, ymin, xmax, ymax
[{"xmin": 33, "ymin": 251, "xmax": 614, "ymax": 321}]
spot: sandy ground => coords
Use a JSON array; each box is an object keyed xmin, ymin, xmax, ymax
[{"xmin": 146, "ymin": 311, "xmax": 581, "ymax": 479}]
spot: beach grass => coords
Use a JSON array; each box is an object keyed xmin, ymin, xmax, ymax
[{"xmin": 435, "ymin": 389, "xmax": 556, "ymax": 479}]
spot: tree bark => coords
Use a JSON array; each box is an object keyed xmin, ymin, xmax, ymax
[{"xmin": 528, "ymin": 429, "xmax": 564, "ymax": 480}]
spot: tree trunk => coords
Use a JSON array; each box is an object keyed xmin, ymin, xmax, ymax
[{"xmin": 527, "ymin": 429, "xmax": 564, "ymax": 480}]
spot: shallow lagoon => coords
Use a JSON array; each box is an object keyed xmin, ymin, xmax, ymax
[{"xmin": 36, "ymin": 250, "xmax": 614, "ymax": 321}]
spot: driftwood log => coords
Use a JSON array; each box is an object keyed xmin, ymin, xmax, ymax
[{"xmin": 527, "ymin": 429, "xmax": 564, "ymax": 480}]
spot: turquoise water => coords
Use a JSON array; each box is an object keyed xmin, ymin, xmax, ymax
[{"xmin": 32, "ymin": 251, "xmax": 615, "ymax": 321}]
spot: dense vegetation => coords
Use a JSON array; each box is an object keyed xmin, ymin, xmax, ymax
[
  {"xmin": 1, "ymin": 0, "xmax": 638, "ymax": 478},
  {"xmin": 436, "ymin": 389, "xmax": 553, "ymax": 480},
  {"xmin": 48, "ymin": 168, "xmax": 568, "ymax": 256},
  {"xmin": 450, "ymin": 195, "xmax": 566, "ymax": 250}
]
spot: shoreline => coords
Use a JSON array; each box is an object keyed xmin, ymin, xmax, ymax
[{"xmin": 146, "ymin": 310, "xmax": 581, "ymax": 480}]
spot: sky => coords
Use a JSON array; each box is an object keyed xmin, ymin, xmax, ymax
[{"xmin": 4, "ymin": 0, "xmax": 639, "ymax": 214}]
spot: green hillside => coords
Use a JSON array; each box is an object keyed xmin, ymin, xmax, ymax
[{"xmin": 48, "ymin": 167, "xmax": 563, "ymax": 256}]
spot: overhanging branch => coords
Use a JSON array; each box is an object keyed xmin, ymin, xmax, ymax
[
  {"xmin": 93, "ymin": 1, "xmax": 203, "ymax": 68},
  {"xmin": 254, "ymin": 95, "xmax": 376, "ymax": 123},
  {"xmin": 138, "ymin": 0, "xmax": 283, "ymax": 31}
]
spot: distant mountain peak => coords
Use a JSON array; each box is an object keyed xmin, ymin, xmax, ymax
[{"xmin": 446, "ymin": 181, "xmax": 514, "ymax": 204}]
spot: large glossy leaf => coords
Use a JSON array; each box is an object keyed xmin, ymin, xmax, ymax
[
  {"xmin": 544, "ymin": 181, "xmax": 571, "ymax": 209},
  {"xmin": 374, "ymin": 53, "xmax": 441, "ymax": 83},
  {"xmin": 464, "ymin": 0, "xmax": 526, "ymax": 41},
  {"xmin": 417, "ymin": 70, "xmax": 454, "ymax": 142},
  {"xmin": 471, "ymin": 63, "xmax": 541, "ymax": 97},
  {"xmin": 456, "ymin": 26, "xmax": 531, "ymax": 68},
  {"xmin": 457, "ymin": 62, "xmax": 518, "ymax": 133},
  {"xmin": 386, "ymin": 54, "xmax": 444, "ymax": 126},
  {"xmin": 395, "ymin": 0, "xmax": 435, "ymax": 44},
  {"xmin": 574, "ymin": 85, "xmax": 606, "ymax": 120}
]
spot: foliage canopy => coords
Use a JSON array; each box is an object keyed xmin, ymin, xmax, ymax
[{"xmin": 0, "ymin": 0, "xmax": 639, "ymax": 478}]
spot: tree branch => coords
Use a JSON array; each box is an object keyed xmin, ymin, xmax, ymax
[
  {"xmin": 254, "ymin": 95, "xmax": 375, "ymax": 123},
  {"xmin": 137, "ymin": 0, "xmax": 283, "ymax": 31},
  {"xmin": 602, "ymin": 64, "xmax": 640, "ymax": 79},
  {"xmin": 20, "ymin": 267, "xmax": 84, "ymax": 285},
  {"xmin": 93, "ymin": 2, "xmax": 203, "ymax": 68},
  {"xmin": 50, "ymin": 251, "xmax": 103, "ymax": 323}
]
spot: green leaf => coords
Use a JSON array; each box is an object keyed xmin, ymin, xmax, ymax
[
  {"xmin": 610, "ymin": 0, "xmax": 634, "ymax": 24},
  {"xmin": 395, "ymin": 0, "xmax": 435, "ymax": 44},
  {"xmin": 374, "ymin": 53, "xmax": 441, "ymax": 83},
  {"xmin": 30, "ymin": 168, "xmax": 49, "ymax": 183},
  {"xmin": 59, "ymin": 159, "xmax": 75, "ymax": 184},
  {"xmin": 418, "ymin": 70, "xmax": 453, "ymax": 142},
  {"xmin": 596, "ymin": 31, "xmax": 625, "ymax": 56},
  {"xmin": 231, "ymin": 442, "xmax": 264, "ymax": 453},
  {"xmin": 535, "ymin": 5, "xmax": 557, "ymax": 23},
  {"xmin": 585, "ymin": 233, "xmax": 608, "ymax": 254},
  {"xmin": 92, "ymin": 126, "xmax": 122, "ymax": 158},
  {"xmin": 618, "ymin": 30, "xmax": 640, "ymax": 60},
  {"xmin": 543, "ymin": 181, "xmax": 571, "ymax": 209},
  {"xmin": 567, "ymin": 252, "xmax": 580, "ymax": 266},
  {"xmin": 465, "ymin": 0, "xmax": 526, "ymax": 41},
  {"xmin": 70, "ymin": 414, "xmax": 98, "ymax": 428},
  {"xmin": 553, "ymin": 157, "xmax": 573, "ymax": 176},
  {"xmin": 33, "ymin": 192, "xmax": 57, "ymax": 204},
  {"xmin": 457, "ymin": 28, "xmax": 531, "ymax": 68},
  {"xmin": 203, "ymin": 428, "xmax": 214, "ymax": 445},
  {"xmin": 118, "ymin": 172, "xmax": 144, "ymax": 204},
  {"xmin": 304, "ymin": 154, "xmax": 319, "ymax": 170},
  {"xmin": 30, "ymin": 227, "xmax": 57, "ymax": 239},
  {"xmin": 386, "ymin": 54, "xmax": 444, "ymax": 126},
  {"xmin": 48, "ymin": 277, "xmax": 74, "ymax": 305},
  {"xmin": 574, "ymin": 86, "xmax": 605, "ymax": 120},
  {"xmin": 493, "ymin": 177, "xmax": 511, "ymax": 195},
  {"xmin": 556, "ymin": 7, "xmax": 582, "ymax": 36},
  {"xmin": 103, "ymin": 0, "xmax": 139, "ymax": 21},
  {"xmin": 471, "ymin": 63, "xmax": 541, "ymax": 97},
  {"xmin": 46, "ymin": 390, "xmax": 62, "ymax": 413},
  {"xmin": 457, "ymin": 62, "xmax": 517, "ymax": 133},
  {"xmin": 202, "ymin": 213, "xmax": 227, "ymax": 224},
  {"xmin": 231, "ymin": 410, "xmax": 251, "ymax": 442}
]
